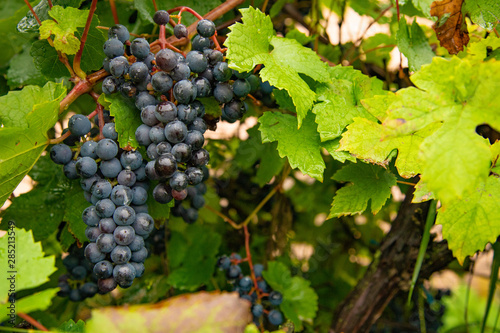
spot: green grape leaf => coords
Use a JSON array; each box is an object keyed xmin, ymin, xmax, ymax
[
  {"xmin": 1, "ymin": 155, "xmax": 88, "ymax": 244},
  {"xmin": 226, "ymin": 7, "xmax": 329, "ymax": 127},
  {"xmin": 235, "ymin": 126, "xmax": 285, "ymax": 187},
  {"xmin": 0, "ymin": 288, "xmax": 59, "ymax": 322},
  {"xmin": 412, "ymin": 178, "xmax": 435, "ymax": 203},
  {"xmin": 312, "ymin": 67, "xmax": 383, "ymax": 142},
  {"xmin": 104, "ymin": 93, "xmax": 144, "ymax": 149},
  {"xmin": 146, "ymin": 192, "xmax": 173, "ymax": 222},
  {"xmin": 396, "ymin": 18, "xmax": 434, "ymax": 72},
  {"xmin": 263, "ymin": 262, "xmax": 318, "ymax": 330},
  {"xmin": 0, "ymin": 4, "xmax": 35, "ymax": 67},
  {"xmin": 118, "ymin": 275, "xmax": 170, "ymax": 305},
  {"xmin": 167, "ymin": 224, "xmax": 221, "ymax": 290},
  {"xmin": 259, "ymin": 112, "xmax": 325, "ymax": 181},
  {"xmin": 0, "ymin": 228, "xmax": 57, "ymax": 302},
  {"xmin": 17, "ymin": 0, "xmax": 84, "ymax": 33},
  {"xmin": 31, "ymin": 39, "xmax": 71, "ymax": 80},
  {"xmin": 329, "ymin": 162, "xmax": 396, "ymax": 218},
  {"xmin": 58, "ymin": 319, "xmax": 86, "ymax": 333},
  {"xmin": 463, "ymin": 0, "xmax": 500, "ymax": 30},
  {"xmin": 0, "ymin": 82, "xmax": 66, "ymax": 207},
  {"xmin": 339, "ymin": 117, "xmax": 440, "ymax": 178},
  {"xmin": 86, "ymin": 292, "xmax": 251, "ymax": 333},
  {"xmin": 341, "ymin": 56, "xmax": 500, "ymax": 205},
  {"xmin": 436, "ymin": 177, "xmax": 500, "ymax": 264},
  {"xmin": 321, "ymin": 138, "xmax": 356, "ymax": 163},
  {"xmin": 467, "ymin": 35, "xmax": 500, "ymax": 62},
  {"xmin": 39, "ymin": 6, "xmax": 88, "ymax": 55},
  {"xmin": 76, "ymin": 16, "xmax": 106, "ymax": 73},
  {"xmin": 7, "ymin": 46, "xmax": 45, "ymax": 88},
  {"xmin": 285, "ymin": 29, "xmax": 317, "ymax": 45}
]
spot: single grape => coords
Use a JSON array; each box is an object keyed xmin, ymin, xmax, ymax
[
  {"xmin": 141, "ymin": 105, "xmax": 160, "ymax": 126},
  {"xmin": 120, "ymin": 150, "xmax": 143, "ymax": 170},
  {"xmin": 223, "ymin": 99, "xmax": 246, "ymax": 121},
  {"xmin": 103, "ymin": 38, "xmax": 124, "ymax": 58},
  {"xmin": 177, "ymin": 104, "xmax": 197, "ymax": 125},
  {"xmin": 92, "ymin": 180, "xmax": 112, "ymax": 199},
  {"xmin": 135, "ymin": 91, "xmax": 156, "ymax": 110},
  {"xmin": 76, "ymin": 157, "xmax": 98, "ymax": 178},
  {"xmin": 169, "ymin": 171, "xmax": 188, "ymax": 191},
  {"xmin": 96, "ymin": 139, "xmax": 118, "ymax": 160},
  {"xmin": 190, "ymin": 149, "xmax": 210, "ymax": 167},
  {"xmin": 131, "ymin": 186, "xmax": 147, "ymax": 205},
  {"xmin": 217, "ymin": 256, "xmax": 231, "ymax": 270},
  {"xmin": 185, "ymin": 167, "xmax": 203, "ymax": 185},
  {"xmin": 95, "ymin": 199, "xmax": 116, "ymax": 218},
  {"xmin": 98, "ymin": 277, "xmax": 117, "ymax": 294},
  {"xmin": 227, "ymin": 264, "xmax": 242, "ymax": 279},
  {"xmin": 130, "ymin": 262, "xmax": 145, "ymax": 278},
  {"xmin": 108, "ymin": 24, "xmax": 130, "ymax": 43},
  {"xmin": 174, "ymin": 24, "xmax": 188, "ymax": 39},
  {"xmin": 113, "ymin": 263, "xmax": 136, "ymax": 287},
  {"xmin": 253, "ymin": 264, "xmax": 264, "ymax": 278},
  {"xmin": 153, "ymin": 183, "xmax": 173, "ymax": 204},
  {"xmin": 171, "ymin": 143, "xmax": 192, "ymax": 163},
  {"xmin": 135, "ymin": 124, "xmax": 152, "ymax": 146},
  {"xmin": 164, "ymin": 120, "xmax": 188, "ymax": 143},
  {"xmin": 80, "ymin": 141, "xmax": 98, "ymax": 158},
  {"xmin": 114, "ymin": 226, "xmax": 136, "ymax": 245},
  {"xmin": 117, "ymin": 169, "xmax": 137, "ymax": 187},
  {"xmin": 233, "ymin": 79, "xmax": 251, "ymax": 97},
  {"xmin": 239, "ymin": 276, "xmax": 253, "ymax": 291},
  {"xmin": 151, "ymin": 72, "xmax": 173, "ymax": 93},
  {"xmin": 130, "ymin": 38, "xmax": 150, "ymax": 60},
  {"xmin": 113, "ymin": 205, "xmax": 136, "ymax": 226},
  {"xmin": 156, "ymin": 141, "xmax": 172, "ymax": 155},
  {"xmin": 69, "ymin": 289, "xmax": 82, "ymax": 302},
  {"xmin": 100, "ymin": 158, "xmax": 123, "ymax": 178},
  {"xmin": 252, "ymin": 304, "xmax": 264, "ymax": 318},
  {"xmin": 192, "ymin": 194, "xmax": 205, "ymax": 209},
  {"xmin": 213, "ymin": 62, "xmax": 232, "ymax": 82},
  {"xmin": 260, "ymin": 81, "xmax": 274, "ymax": 94},
  {"xmin": 192, "ymin": 35, "xmax": 211, "ymax": 51},
  {"xmin": 170, "ymin": 62, "xmax": 191, "ymax": 81},
  {"xmin": 197, "ymin": 19, "xmax": 216, "ymax": 38},
  {"xmin": 247, "ymin": 74, "xmax": 260, "ymax": 93},
  {"xmin": 186, "ymin": 51, "xmax": 208, "ymax": 73},
  {"xmin": 134, "ymin": 165, "xmax": 147, "ymax": 181},
  {"xmin": 147, "ymin": 143, "xmax": 159, "ymax": 160},
  {"xmin": 155, "ymin": 49, "xmax": 178, "ymax": 72},
  {"xmin": 257, "ymin": 280, "xmax": 269, "ymax": 293},
  {"xmin": 189, "ymin": 117, "xmax": 207, "ymax": 133},
  {"xmin": 269, "ymin": 291, "xmax": 283, "ymax": 306},
  {"xmin": 50, "ymin": 144, "xmax": 72, "ymax": 165},
  {"xmin": 205, "ymin": 49, "xmax": 223, "ymax": 65},
  {"xmin": 84, "ymin": 243, "xmax": 106, "ymax": 263},
  {"xmin": 149, "ymin": 124, "xmax": 166, "ymax": 143},
  {"xmin": 155, "ymin": 101, "xmax": 177, "ymax": 123},
  {"xmin": 111, "ymin": 245, "xmax": 132, "ymax": 264},
  {"xmin": 129, "ymin": 61, "xmax": 149, "ymax": 83},
  {"xmin": 99, "ymin": 217, "xmax": 117, "ymax": 233},
  {"xmin": 153, "ymin": 10, "xmax": 170, "ymax": 25},
  {"xmin": 85, "ymin": 226, "xmax": 102, "ymax": 242},
  {"xmin": 102, "ymin": 76, "xmax": 119, "ymax": 95},
  {"xmin": 214, "ymin": 83, "xmax": 233, "ymax": 104},
  {"xmin": 267, "ymin": 310, "xmax": 283, "ymax": 326},
  {"xmin": 120, "ymin": 81, "xmax": 137, "ymax": 98},
  {"xmin": 132, "ymin": 213, "xmax": 155, "ymax": 236},
  {"xmin": 80, "ymin": 282, "xmax": 98, "ymax": 299},
  {"xmin": 96, "ymin": 233, "xmax": 116, "ymax": 253},
  {"xmin": 129, "ymin": 235, "xmax": 145, "ymax": 252},
  {"xmin": 172, "ymin": 188, "xmax": 188, "ymax": 201},
  {"xmin": 198, "ymin": 67, "xmax": 214, "ymax": 83},
  {"xmin": 110, "ymin": 56, "xmax": 129, "ymax": 78},
  {"xmin": 93, "ymin": 260, "xmax": 113, "ymax": 279},
  {"xmin": 63, "ymin": 160, "xmax": 79, "ymax": 179},
  {"xmin": 131, "ymin": 246, "xmax": 148, "ymax": 262},
  {"xmin": 103, "ymin": 123, "xmax": 118, "ymax": 140},
  {"xmin": 69, "ymin": 114, "xmax": 92, "ymax": 136},
  {"xmin": 185, "ymin": 130, "xmax": 204, "ymax": 150},
  {"xmin": 173, "ymin": 80, "xmax": 197, "ymax": 104},
  {"xmin": 111, "ymin": 185, "xmax": 134, "ymax": 206}
]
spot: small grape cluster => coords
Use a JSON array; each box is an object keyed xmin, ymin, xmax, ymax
[
  {"xmin": 57, "ymin": 243, "xmax": 98, "ymax": 301},
  {"xmin": 217, "ymin": 254, "xmax": 285, "ymax": 327},
  {"xmin": 50, "ymin": 112, "xmax": 154, "ymax": 292},
  {"xmin": 101, "ymin": 11, "xmax": 252, "ymax": 223}
]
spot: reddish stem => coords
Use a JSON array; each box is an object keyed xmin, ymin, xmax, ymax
[
  {"xmin": 23, "ymin": 0, "xmax": 41, "ymax": 25},
  {"xmin": 89, "ymin": 91, "xmax": 105, "ymax": 140},
  {"xmin": 159, "ymin": 24, "xmax": 167, "ymax": 49},
  {"xmin": 18, "ymin": 313, "xmax": 48, "ymax": 331},
  {"xmin": 109, "ymin": 0, "xmax": 119, "ymax": 24},
  {"xmin": 151, "ymin": 0, "xmax": 158, "ymax": 12},
  {"xmin": 59, "ymin": 70, "xmax": 108, "ymax": 113},
  {"xmin": 244, "ymin": 225, "xmax": 261, "ymax": 298},
  {"xmin": 73, "ymin": 0, "xmax": 98, "ymax": 79},
  {"xmin": 47, "ymin": 0, "xmax": 53, "ymax": 8},
  {"xmin": 395, "ymin": 0, "xmax": 400, "ymax": 20}
]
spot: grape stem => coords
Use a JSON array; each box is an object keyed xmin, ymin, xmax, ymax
[
  {"xmin": 59, "ymin": 69, "xmax": 109, "ymax": 113},
  {"xmin": 109, "ymin": 0, "xmax": 120, "ymax": 24},
  {"xmin": 73, "ymin": 0, "xmax": 98, "ymax": 79},
  {"xmin": 18, "ymin": 313, "xmax": 48, "ymax": 331},
  {"xmin": 151, "ymin": 0, "xmax": 158, "ymax": 12},
  {"xmin": 47, "ymin": 0, "xmax": 53, "ymax": 8},
  {"xmin": 89, "ymin": 91, "xmax": 105, "ymax": 140},
  {"xmin": 22, "ymin": 0, "xmax": 41, "ymax": 25},
  {"xmin": 150, "ymin": 25, "xmax": 186, "ymax": 56},
  {"xmin": 244, "ymin": 224, "xmax": 261, "ymax": 299}
]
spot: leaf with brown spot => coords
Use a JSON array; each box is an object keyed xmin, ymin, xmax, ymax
[
  {"xmin": 430, "ymin": 0, "xmax": 470, "ymax": 54},
  {"xmin": 85, "ymin": 291, "xmax": 252, "ymax": 333}
]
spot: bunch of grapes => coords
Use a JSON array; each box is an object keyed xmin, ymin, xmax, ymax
[
  {"xmin": 51, "ymin": 110, "xmax": 154, "ymax": 292},
  {"xmin": 217, "ymin": 254, "xmax": 285, "ymax": 327},
  {"xmin": 101, "ymin": 11, "xmax": 252, "ymax": 223},
  {"xmin": 57, "ymin": 243, "xmax": 98, "ymax": 301}
]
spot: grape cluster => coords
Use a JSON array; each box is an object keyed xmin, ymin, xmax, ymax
[
  {"xmin": 51, "ymin": 111, "xmax": 154, "ymax": 292},
  {"xmin": 57, "ymin": 243, "xmax": 98, "ymax": 301},
  {"xmin": 101, "ymin": 13, "xmax": 251, "ymax": 223},
  {"xmin": 217, "ymin": 254, "xmax": 284, "ymax": 326}
]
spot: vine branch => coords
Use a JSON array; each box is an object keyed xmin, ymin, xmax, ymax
[{"xmin": 73, "ymin": 0, "xmax": 98, "ymax": 79}]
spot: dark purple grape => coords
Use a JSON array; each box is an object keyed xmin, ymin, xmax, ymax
[
  {"xmin": 155, "ymin": 48, "xmax": 178, "ymax": 71},
  {"xmin": 174, "ymin": 24, "xmax": 188, "ymax": 39},
  {"xmin": 153, "ymin": 10, "xmax": 170, "ymax": 25}
]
